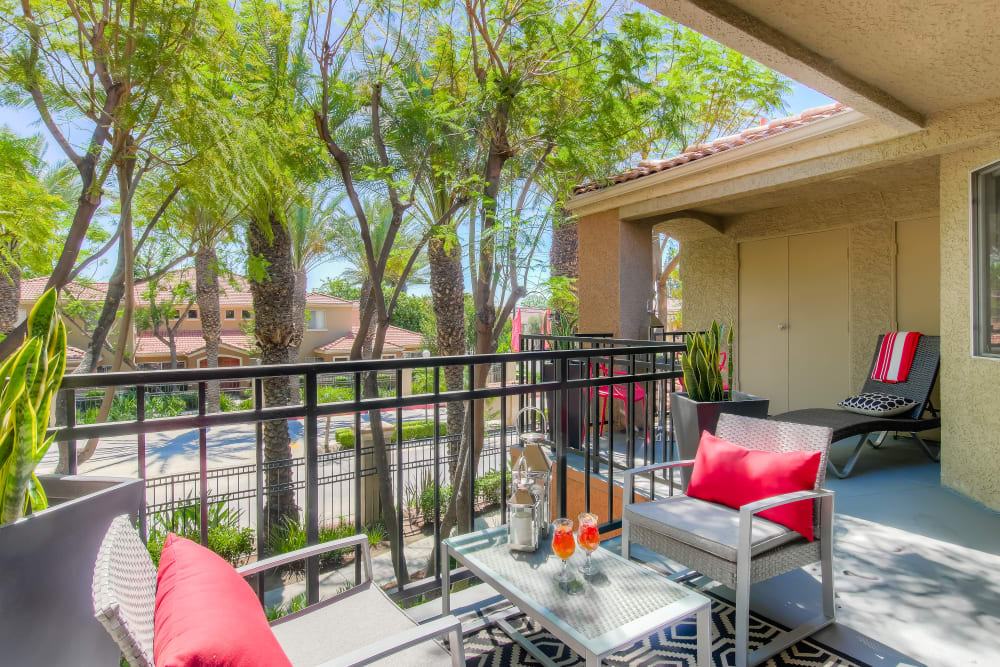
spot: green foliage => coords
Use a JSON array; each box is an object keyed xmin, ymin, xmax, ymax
[
  {"xmin": 319, "ymin": 278, "xmax": 361, "ymax": 301},
  {"xmin": 0, "ymin": 289, "xmax": 67, "ymax": 524},
  {"xmin": 267, "ymin": 516, "xmax": 386, "ymax": 573},
  {"xmin": 419, "ymin": 483, "xmax": 451, "ymax": 521},
  {"xmin": 680, "ymin": 320, "xmax": 734, "ymax": 403},
  {"xmin": 333, "ymin": 420, "xmax": 445, "ymax": 449},
  {"xmin": 78, "ymin": 391, "xmax": 190, "ymax": 424},
  {"xmin": 265, "ymin": 592, "xmax": 307, "ymax": 621},
  {"xmin": 475, "ymin": 470, "xmax": 509, "ymax": 507},
  {"xmin": 146, "ymin": 499, "xmax": 255, "ymax": 567}
]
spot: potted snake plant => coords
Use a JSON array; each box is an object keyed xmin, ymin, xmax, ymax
[
  {"xmin": 670, "ymin": 321, "xmax": 769, "ymax": 486},
  {"xmin": 0, "ymin": 289, "xmax": 144, "ymax": 666}
]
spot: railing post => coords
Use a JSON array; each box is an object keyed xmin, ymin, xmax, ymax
[
  {"xmin": 432, "ymin": 366, "xmax": 441, "ymax": 578},
  {"xmin": 198, "ymin": 382, "xmax": 208, "ymax": 547},
  {"xmin": 394, "ymin": 367, "xmax": 404, "ymax": 584},
  {"xmin": 136, "ymin": 385, "xmax": 146, "ymax": 541},
  {"xmin": 556, "ymin": 356, "xmax": 568, "ymax": 519},
  {"xmin": 305, "ymin": 370, "xmax": 319, "ymax": 605},
  {"xmin": 63, "ymin": 388, "xmax": 77, "ymax": 475},
  {"xmin": 499, "ymin": 363, "xmax": 507, "ymax": 525},
  {"xmin": 352, "ymin": 372, "xmax": 362, "ymax": 586},
  {"xmin": 254, "ymin": 377, "xmax": 265, "ymax": 606}
]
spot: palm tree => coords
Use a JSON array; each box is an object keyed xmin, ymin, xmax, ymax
[{"xmin": 287, "ymin": 187, "xmax": 349, "ymax": 401}]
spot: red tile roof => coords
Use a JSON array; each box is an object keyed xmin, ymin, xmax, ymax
[
  {"xmin": 315, "ymin": 312, "xmax": 423, "ymax": 354},
  {"xmin": 134, "ymin": 330, "xmax": 254, "ymax": 357},
  {"xmin": 66, "ymin": 345, "xmax": 85, "ymax": 360},
  {"xmin": 21, "ymin": 273, "xmax": 352, "ymax": 308},
  {"xmin": 573, "ymin": 103, "xmax": 852, "ymax": 195}
]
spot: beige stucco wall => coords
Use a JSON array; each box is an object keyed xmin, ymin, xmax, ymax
[
  {"xmin": 679, "ymin": 179, "xmax": 939, "ymax": 394},
  {"xmin": 577, "ymin": 209, "xmax": 655, "ymax": 339},
  {"xmin": 939, "ymin": 142, "xmax": 1000, "ymax": 511}
]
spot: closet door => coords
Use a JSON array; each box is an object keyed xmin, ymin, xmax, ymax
[
  {"xmin": 738, "ymin": 237, "xmax": 789, "ymax": 413},
  {"xmin": 787, "ymin": 229, "xmax": 850, "ymax": 410}
]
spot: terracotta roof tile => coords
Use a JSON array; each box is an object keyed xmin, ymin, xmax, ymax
[
  {"xmin": 134, "ymin": 329, "xmax": 254, "ymax": 357},
  {"xmin": 573, "ymin": 103, "xmax": 852, "ymax": 195}
]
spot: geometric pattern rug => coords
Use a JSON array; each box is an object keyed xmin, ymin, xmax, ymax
[{"xmin": 462, "ymin": 592, "xmax": 869, "ymax": 667}]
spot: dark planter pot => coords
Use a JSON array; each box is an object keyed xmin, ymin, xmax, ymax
[
  {"xmin": 0, "ymin": 475, "xmax": 144, "ymax": 667},
  {"xmin": 670, "ymin": 391, "xmax": 770, "ymax": 487}
]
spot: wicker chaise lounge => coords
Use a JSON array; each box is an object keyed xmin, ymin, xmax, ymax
[{"xmin": 772, "ymin": 334, "xmax": 941, "ymax": 478}]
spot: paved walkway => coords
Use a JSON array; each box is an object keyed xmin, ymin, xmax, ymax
[{"xmin": 40, "ymin": 408, "xmax": 435, "ymax": 478}]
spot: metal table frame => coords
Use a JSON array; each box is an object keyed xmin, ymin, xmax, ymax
[{"xmin": 442, "ymin": 527, "xmax": 711, "ymax": 667}]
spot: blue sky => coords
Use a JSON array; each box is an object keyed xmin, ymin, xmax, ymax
[{"xmin": 2, "ymin": 78, "xmax": 833, "ymax": 295}]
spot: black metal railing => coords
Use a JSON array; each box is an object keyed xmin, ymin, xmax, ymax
[{"xmin": 48, "ymin": 335, "xmax": 684, "ymax": 605}]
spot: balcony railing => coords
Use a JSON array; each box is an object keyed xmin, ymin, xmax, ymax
[{"xmin": 48, "ymin": 335, "xmax": 685, "ymax": 605}]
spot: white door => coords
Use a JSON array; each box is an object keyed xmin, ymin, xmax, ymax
[{"xmin": 739, "ymin": 229, "xmax": 850, "ymax": 414}]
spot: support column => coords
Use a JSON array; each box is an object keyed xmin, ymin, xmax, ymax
[{"xmin": 577, "ymin": 209, "xmax": 654, "ymax": 339}]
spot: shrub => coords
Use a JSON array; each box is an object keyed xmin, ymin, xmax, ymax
[
  {"xmin": 146, "ymin": 500, "xmax": 255, "ymax": 567},
  {"xmin": 267, "ymin": 517, "xmax": 385, "ymax": 571},
  {"xmin": 419, "ymin": 484, "xmax": 451, "ymax": 521},
  {"xmin": 334, "ymin": 419, "xmax": 446, "ymax": 449},
  {"xmin": 475, "ymin": 470, "xmax": 510, "ymax": 507}
]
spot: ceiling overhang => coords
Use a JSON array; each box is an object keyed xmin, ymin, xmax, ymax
[{"xmin": 640, "ymin": 0, "xmax": 925, "ymax": 133}]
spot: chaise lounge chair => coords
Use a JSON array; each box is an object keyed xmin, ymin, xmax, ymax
[
  {"xmin": 772, "ymin": 334, "xmax": 941, "ymax": 478},
  {"xmin": 92, "ymin": 515, "xmax": 464, "ymax": 666}
]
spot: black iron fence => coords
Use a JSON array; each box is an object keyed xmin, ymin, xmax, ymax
[{"xmin": 48, "ymin": 335, "xmax": 684, "ymax": 604}]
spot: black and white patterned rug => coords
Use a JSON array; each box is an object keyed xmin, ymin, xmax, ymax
[{"xmin": 461, "ymin": 593, "xmax": 868, "ymax": 667}]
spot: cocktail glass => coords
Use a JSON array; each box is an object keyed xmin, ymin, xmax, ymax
[
  {"xmin": 576, "ymin": 513, "xmax": 599, "ymax": 576},
  {"xmin": 551, "ymin": 518, "xmax": 576, "ymax": 585}
]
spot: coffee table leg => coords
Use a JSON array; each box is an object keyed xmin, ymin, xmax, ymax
[
  {"xmin": 442, "ymin": 545, "xmax": 451, "ymax": 615},
  {"xmin": 696, "ymin": 603, "xmax": 710, "ymax": 667},
  {"xmin": 585, "ymin": 653, "xmax": 601, "ymax": 666}
]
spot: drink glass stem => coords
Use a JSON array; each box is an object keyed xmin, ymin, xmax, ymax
[{"xmin": 559, "ymin": 558, "xmax": 569, "ymax": 583}]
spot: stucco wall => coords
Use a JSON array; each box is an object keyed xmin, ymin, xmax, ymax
[
  {"xmin": 680, "ymin": 179, "xmax": 939, "ymax": 394},
  {"xmin": 578, "ymin": 210, "xmax": 655, "ymax": 338},
  {"xmin": 939, "ymin": 143, "xmax": 1000, "ymax": 511}
]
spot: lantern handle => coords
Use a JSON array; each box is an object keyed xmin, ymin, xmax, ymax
[{"xmin": 516, "ymin": 406, "xmax": 548, "ymax": 437}]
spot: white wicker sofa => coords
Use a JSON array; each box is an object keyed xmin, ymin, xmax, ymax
[{"xmin": 92, "ymin": 515, "xmax": 464, "ymax": 666}]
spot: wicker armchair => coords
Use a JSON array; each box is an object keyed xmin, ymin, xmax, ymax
[
  {"xmin": 623, "ymin": 414, "xmax": 835, "ymax": 667},
  {"xmin": 92, "ymin": 515, "xmax": 465, "ymax": 666}
]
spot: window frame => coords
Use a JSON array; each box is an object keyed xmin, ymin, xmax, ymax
[
  {"xmin": 225, "ymin": 309, "xmax": 235, "ymax": 320},
  {"xmin": 187, "ymin": 309, "xmax": 199, "ymax": 320},
  {"xmin": 305, "ymin": 309, "xmax": 327, "ymax": 331},
  {"xmin": 972, "ymin": 160, "xmax": 1000, "ymax": 359}
]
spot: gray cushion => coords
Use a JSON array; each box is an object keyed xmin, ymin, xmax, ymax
[
  {"xmin": 271, "ymin": 584, "xmax": 452, "ymax": 666},
  {"xmin": 624, "ymin": 495, "xmax": 803, "ymax": 562}
]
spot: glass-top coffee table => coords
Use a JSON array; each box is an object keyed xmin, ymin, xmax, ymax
[{"xmin": 442, "ymin": 525, "xmax": 710, "ymax": 666}]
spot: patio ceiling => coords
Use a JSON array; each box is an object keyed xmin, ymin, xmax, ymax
[{"xmin": 641, "ymin": 0, "xmax": 1000, "ymax": 132}]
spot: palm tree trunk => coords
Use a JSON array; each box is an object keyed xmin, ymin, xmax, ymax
[
  {"xmin": 549, "ymin": 207, "xmax": 578, "ymax": 281},
  {"xmin": 196, "ymin": 246, "xmax": 222, "ymax": 413},
  {"xmin": 248, "ymin": 212, "xmax": 298, "ymax": 538},
  {"xmin": 0, "ymin": 249, "xmax": 20, "ymax": 336},
  {"xmin": 427, "ymin": 234, "xmax": 466, "ymax": 470}
]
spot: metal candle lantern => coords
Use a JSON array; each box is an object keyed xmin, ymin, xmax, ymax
[
  {"xmin": 516, "ymin": 407, "xmax": 554, "ymax": 539},
  {"xmin": 507, "ymin": 456, "xmax": 540, "ymax": 552}
]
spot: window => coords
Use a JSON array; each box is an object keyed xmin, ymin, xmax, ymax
[
  {"xmin": 305, "ymin": 356, "xmax": 323, "ymax": 363},
  {"xmin": 973, "ymin": 162, "xmax": 1000, "ymax": 357},
  {"xmin": 382, "ymin": 353, "xmax": 396, "ymax": 359},
  {"xmin": 96, "ymin": 365, "xmax": 111, "ymax": 373},
  {"xmin": 225, "ymin": 309, "xmax": 235, "ymax": 319},
  {"xmin": 187, "ymin": 309, "xmax": 199, "ymax": 320},
  {"xmin": 333, "ymin": 356, "xmax": 348, "ymax": 362},
  {"xmin": 306, "ymin": 310, "xmax": 327, "ymax": 330},
  {"xmin": 242, "ymin": 309, "xmax": 252, "ymax": 320}
]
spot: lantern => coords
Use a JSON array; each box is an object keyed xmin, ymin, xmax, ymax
[
  {"xmin": 507, "ymin": 456, "xmax": 540, "ymax": 552},
  {"xmin": 516, "ymin": 407, "xmax": 554, "ymax": 539}
]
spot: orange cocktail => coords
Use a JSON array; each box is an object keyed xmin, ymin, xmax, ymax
[
  {"xmin": 551, "ymin": 518, "xmax": 575, "ymax": 584},
  {"xmin": 577, "ymin": 513, "xmax": 599, "ymax": 576}
]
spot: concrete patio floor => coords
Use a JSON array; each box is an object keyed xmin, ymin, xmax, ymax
[{"xmin": 408, "ymin": 434, "xmax": 1000, "ymax": 667}]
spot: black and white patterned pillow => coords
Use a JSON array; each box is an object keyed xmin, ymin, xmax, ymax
[{"xmin": 838, "ymin": 392, "xmax": 917, "ymax": 417}]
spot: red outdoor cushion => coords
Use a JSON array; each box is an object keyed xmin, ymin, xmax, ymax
[
  {"xmin": 686, "ymin": 431, "xmax": 822, "ymax": 541},
  {"xmin": 154, "ymin": 534, "xmax": 292, "ymax": 667}
]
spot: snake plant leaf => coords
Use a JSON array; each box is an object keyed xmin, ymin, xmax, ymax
[
  {"xmin": 26, "ymin": 288, "xmax": 56, "ymax": 341},
  {"xmin": 0, "ymin": 340, "xmax": 36, "ymax": 418},
  {"xmin": 26, "ymin": 472, "xmax": 48, "ymax": 514},
  {"xmin": 2, "ymin": 400, "xmax": 37, "ymax": 524}
]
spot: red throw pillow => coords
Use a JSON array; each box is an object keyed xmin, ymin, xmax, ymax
[
  {"xmin": 154, "ymin": 534, "xmax": 292, "ymax": 667},
  {"xmin": 687, "ymin": 432, "xmax": 822, "ymax": 540}
]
